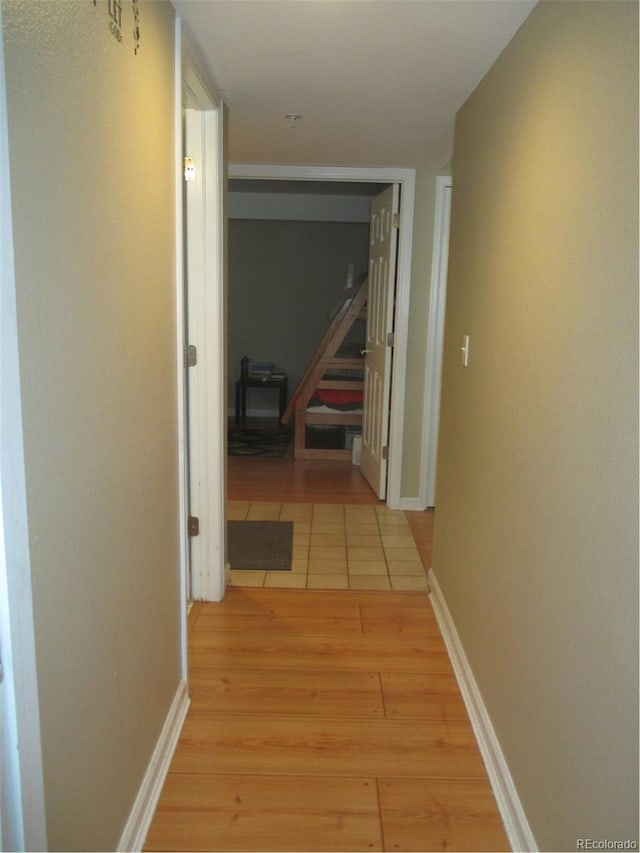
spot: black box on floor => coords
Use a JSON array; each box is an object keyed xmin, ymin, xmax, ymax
[{"xmin": 305, "ymin": 425, "xmax": 346, "ymax": 449}]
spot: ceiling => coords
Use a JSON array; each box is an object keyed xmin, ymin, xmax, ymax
[{"xmin": 172, "ymin": 0, "xmax": 537, "ymax": 170}]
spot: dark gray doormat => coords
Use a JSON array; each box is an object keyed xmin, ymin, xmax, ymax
[{"xmin": 228, "ymin": 520, "xmax": 293, "ymax": 571}]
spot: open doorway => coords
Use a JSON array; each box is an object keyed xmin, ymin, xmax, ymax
[
  {"xmin": 226, "ymin": 168, "xmax": 416, "ymax": 508},
  {"xmin": 182, "ymin": 163, "xmax": 416, "ymax": 601},
  {"xmin": 227, "ymin": 179, "xmax": 385, "ymax": 470}
]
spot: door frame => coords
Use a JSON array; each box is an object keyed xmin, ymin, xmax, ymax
[
  {"xmin": 228, "ymin": 164, "xmax": 416, "ymax": 509},
  {"xmin": 0, "ymin": 6, "xmax": 48, "ymax": 847},
  {"xmin": 176, "ymin": 22, "xmax": 228, "ymax": 618},
  {"xmin": 419, "ymin": 175, "xmax": 452, "ymax": 508}
]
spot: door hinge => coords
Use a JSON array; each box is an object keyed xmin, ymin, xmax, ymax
[
  {"xmin": 392, "ymin": 212, "xmax": 399, "ymax": 229},
  {"xmin": 386, "ymin": 332, "xmax": 394, "ymax": 347},
  {"xmin": 381, "ymin": 446, "xmax": 389, "ymax": 461},
  {"xmin": 185, "ymin": 344, "xmax": 197, "ymax": 368},
  {"xmin": 184, "ymin": 156, "xmax": 196, "ymax": 182},
  {"xmin": 188, "ymin": 516, "xmax": 200, "ymax": 537}
]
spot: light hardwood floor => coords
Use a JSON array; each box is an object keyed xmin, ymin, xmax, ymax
[
  {"xmin": 144, "ymin": 455, "xmax": 508, "ymax": 851},
  {"xmin": 145, "ymin": 589, "xmax": 509, "ymax": 852},
  {"xmin": 227, "ymin": 424, "xmax": 382, "ymax": 505}
]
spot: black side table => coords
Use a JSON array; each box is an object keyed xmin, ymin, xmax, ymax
[{"xmin": 235, "ymin": 375, "xmax": 288, "ymax": 423}]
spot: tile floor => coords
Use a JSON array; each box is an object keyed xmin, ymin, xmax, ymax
[{"xmin": 227, "ymin": 501, "xmax": 429, "ymax": 591}]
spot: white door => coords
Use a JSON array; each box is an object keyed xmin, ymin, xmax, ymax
[{"xmin": 361, "ymin": 184, "xmax": 400, "ymax": 500}]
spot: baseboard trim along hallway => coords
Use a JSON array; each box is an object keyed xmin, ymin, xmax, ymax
[
  {"xmin": 428, "ymin": 568, "xmax": 538, "ymax": 853},
  {"xmin": 117, "ymin": 678, "xmax": 190, "ymax": 852}
]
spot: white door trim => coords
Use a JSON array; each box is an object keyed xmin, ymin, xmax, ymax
[
  {"xmin": 181, "ymin": 23, "xmax": 222, "ymax": 110},
  {"xmin": 228, "ymin": 164, "xmax": 416, "ymax": 509},
  {"xmin": 178, "ymin": 23, "xmax": 227, "ymax": 604},
  {"xmin": 420, "ymin": 176, "xmax": 452, "ymax": 509},
  {"xmin": 174, "ymin": 17, "xmax": 189, "ymax": 680},
  {"xmin": 0, "ymin": 7, "xmax": 48, "ymax": 847}
]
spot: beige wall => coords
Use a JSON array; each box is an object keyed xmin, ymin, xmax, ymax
[
  {"xmin": 433, "ymin": 1, "xmax": 638, "ymax": 850},
  {"xmin": 401, "ymin": 164, "xmax": 450, "ymax": 499},
  {"xmin": 2, "ymin": 2, "xmax": 181, "ymax": 849}
]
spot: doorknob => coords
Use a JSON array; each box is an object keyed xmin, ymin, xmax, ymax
[{"xmin": 360, "ymin": 348, "xmax": 371, "ymax": 355}]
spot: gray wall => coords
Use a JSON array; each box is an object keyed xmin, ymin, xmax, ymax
[
  {"xmin": 2, "ymin": 2, "xmax": 182, "ymax": 849},
  {"xmin": 228, "ymin": 218, "xmax": 369, "ymax": 415},
  {"xmin": 433, "ymin": 1, "xmax": 638, "ymax": 849}
]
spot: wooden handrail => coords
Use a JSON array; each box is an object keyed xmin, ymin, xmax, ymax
[{"xmin": 280, "ymin": 275, "xmax": 367, "ymax": 425}]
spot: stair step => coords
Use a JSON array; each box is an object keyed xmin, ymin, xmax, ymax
[
  {"xmin": 317, "ymin": 380, "xmax": 364, "ymax": 390},
  {"xmin": 319, "ymin": 358, "xmax": 364, "ymax": 369},
  {"xmin": 305, "ymin": 411, "xmax": 363, "ymax": 426}
]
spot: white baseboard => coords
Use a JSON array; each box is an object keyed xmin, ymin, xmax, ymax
[
  {"xmin": 427, "ymin": 568, "xmax": 538, "ymax": 853},
  {"xmin": 397, "ymin": 496, "xmax": 426, "ymax": 511},
  {"xmin": 117, "ymin": 678, "xmax": 190, "ymax": 852}
]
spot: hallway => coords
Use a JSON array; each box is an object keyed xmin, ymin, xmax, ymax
[
  {"xmin": 143, "ymin": 457, "xmax": 507, "ymax": 851},
  {"xmin": 144, "ymin": 587, "xmax": 509, "ymax": 852}
]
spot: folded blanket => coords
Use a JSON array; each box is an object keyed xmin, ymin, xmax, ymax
[
  {"xmin": 315, "ymin": 389, "xmax": 363, "ymax": 404},
  {"xmin": 307, "ymin": 403, "xmax": 363, "ymax": 414},
  {"xmin": 308, "ymin": 389, "xmax": 363, "ymax": 412}
]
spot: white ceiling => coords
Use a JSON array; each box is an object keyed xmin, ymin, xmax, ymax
[{"xmin": 172, "ymin": 0, "xmax": 537, "ymax": 170}]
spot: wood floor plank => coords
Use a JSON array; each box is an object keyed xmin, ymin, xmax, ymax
[
  {"xmin": 170, "ymin": 714, "xmax": 487, "ymax": 779},
  {"xmin": 189, "ymin": 630, "xmax": 454, "ymax": 674},
  {"xmin": 344, "ymin": 590, "xmax": 429, "ymax": 608},
  {"xmin": 378, "ymin": 777, "xmax": 510, "ymax": 852},
  {"xmin": 381, "ymin": 672, "xmax": 470, "ymax": 720},
  {"xmin": 187, "ymin": 601, "xmax": 203, "ymax": 639},
  {"xmin": 214, "ymin": 587, "xmax": 429, "ymax": 610},
  {"xmin": 228, "ymin": 450, "xmax": 382, "ymax": 505},
  {"xmin": 189, "ymin": 667, "xmax": 385, "ymax": 717},
  {"xmin": 193, "ymin": 611, "xmax": 364, "ymax": 637},
  {"xmin": 197, "ymin": 588, "xmax": 361, "ymax": 619},
  {"xmin": 406, "ymin": 509, "xmax": 435, "ymax": 572},
  {"xmin": 360, "ymin": 601, "xmax": 442, "ymax": 637},
  {"xmin": 145, "ymin": 773, "xmax": 383, "ymax": 852}
]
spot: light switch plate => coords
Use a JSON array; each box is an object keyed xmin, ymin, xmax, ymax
[{"xmin": 461, "ymin": 334, "xmax": 470, "ymax": 367}]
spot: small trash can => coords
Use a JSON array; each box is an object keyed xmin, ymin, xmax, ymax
[{"xmin": 351, "ymin": 434, "xmax": 362, "ymax": 465}]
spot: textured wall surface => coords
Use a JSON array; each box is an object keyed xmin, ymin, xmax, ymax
[
  {"xmin": 433, "ymin": 1, "xmax": 638, "ymax": 849},
  {"xmin": 2, "ymin": 1, "xmax": 181, "ymax": 848}
]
